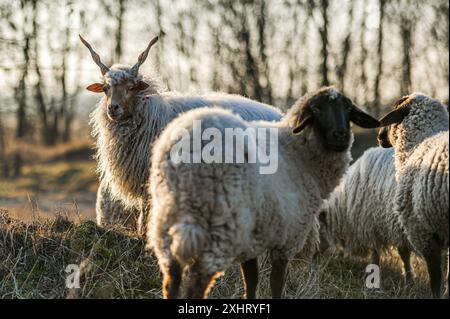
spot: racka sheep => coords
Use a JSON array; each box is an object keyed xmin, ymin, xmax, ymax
[
  {"xmin": 378, "ymin": 93, "xmax": 449, "ymax": 298},
  {"xmin": 318, "ymin": 147, "xmax": 415, "ymax": 281},
  {"xmin": 79, "ymin": 35, "xmax": 282, "ymax": 231},
  {"xmin": 148, "ymin": 87, "xmax": 380, "ymax": 299}
]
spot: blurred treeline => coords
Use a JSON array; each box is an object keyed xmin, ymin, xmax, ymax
[{"xmin": 0, "ymin": 0, "xmax": 448, "ymax": 177}]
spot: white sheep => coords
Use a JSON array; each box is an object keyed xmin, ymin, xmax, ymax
[
  {"xmin": 148, "ymin": 87, "xmax": 380, "ymax": 299},
  {"xmin": 79, "ymin": 35, "xmax": 283, "ymax": 232},
  {"xmin": 318, "ymin": 147, "xmax": 414, "ymax": 281},
  {"xmin": 378, "ymin": 93, "xmax": 449, "ymax": 298}
]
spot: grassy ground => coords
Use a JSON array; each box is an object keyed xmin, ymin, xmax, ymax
[
  {"xmin": 0, "ymin": 209, "xmax": 437, "ymax": 299},
  {"xmin": 0, "ymin": 132, "xmax": 442, "ymax": 299}
]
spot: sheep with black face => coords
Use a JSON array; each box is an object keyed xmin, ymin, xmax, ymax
[
  {"xmin": 80, "ymin": 35, "xmax": 283, "ymax": 231},
  {"xmin": 148, "ymin": 87, "xmax": 380, "ymax": 299},
  {"xmin": 378, "ymin": 93, "xmax": 449, "ymax": 298}
]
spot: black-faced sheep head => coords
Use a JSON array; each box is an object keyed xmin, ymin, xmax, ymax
[
  {"xmin": 79, "ymin": 35, "xmax": 159, "ymax": 121},
  {"xmin": 377, "ymin": 96, "xmax": 410, "ymax": 148},
  {"xmin": 377, "ymin": 93, "xmax": 449, "ymax": 148},
  {"xmin": 292, "ymin": 87, "xmax": 380, "ymax": 152}
]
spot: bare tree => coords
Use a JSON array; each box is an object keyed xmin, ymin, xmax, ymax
[
  {"xmin": 319, "ymin": 0, "xmax": 329, "ymax": 86},
  {"xmin": 0, "ymin": 0, "xmax": 448, "ymax": 161},
  {"xmin": 256, "ymin": 0, "xmax": 273, "ymax": 104},
  {"xmin": 210, "ymin": 24, "xmax": 222, "ymax": 92},
  {"xmin": 400, "ymin": 14, "xmax": 413, "ymax": 95},
  {"xmin": 373, "ymin": 0, "xmax": 386, "ymax": 117},
  {"xmin": 100, "ymin": 0, "xmax": 127, "ymax": 62},
  {"xmin": 14, "ymin": 36, "xmax": 30, "ymax": 139},
  {"xmin": 387, "ymin": 0, "xmax": 419, "ymax": 96},
  {"xmin": 0, "ymin": 105, "xmax": 8, "ymax": 177},
  {"xmin": 337, "ymin": 1, "xmax": 354, "ymax": 93},
  {"xmin": 11, "ymin": 1, "xmax": 32, "ymax": 139},
  {"xmin": 30, "ymin": 0, "xmax": 52, "ymax": 144},
  {"xmin": 115, "ymin": 0, "xmax": 126, "ymax": 60},
  {"xmin": 358, "ymin": 0, "xmax": 369, "ymax": 105}
]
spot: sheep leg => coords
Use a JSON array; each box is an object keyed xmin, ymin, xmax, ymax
[
  {"xmin": 423, "ymin": 236, "xmax": 443, "ymax": 299},
  {"xmin": 398, "ymin": 246, "xmax": 415, "ymax": 283},
  {"xmin": 240, "ymin": 258, "xmax": 258, "ymax": 299},
  {"xmin": 185, "ymin": 267, "xmax": 217, "ymax": 299},
  {"xmin": 370, "ymin": 250, "xmax": 380, "ymax": 265},
  {"xmin": 270, "ymin": 254, "xmax": 288, "ymax": 299},
  {"xmin": 162, "ymin": 260, "xmax": 183, "ymax": 299},
  {"xmin": 443, "ymin": 249, "xmax": 449, "ymax": 297},
  {"xmin": 137, "ymin": 201, "xmax": 151, "ymax": 236}
]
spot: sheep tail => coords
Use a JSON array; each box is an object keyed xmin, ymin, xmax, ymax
[{"xmin": 168, "ymin": 218, "xmax": 207, "ymax": 265}]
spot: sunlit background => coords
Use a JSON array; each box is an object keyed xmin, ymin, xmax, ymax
[{"xmin": 0, "ymin": 0, "xmax": 448, "ymax": 219}]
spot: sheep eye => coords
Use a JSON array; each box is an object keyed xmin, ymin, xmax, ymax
[
  {"xmin": 102, "ymin": 85, "xmax": 109, "ymax": 93},
  {"xmin": 128, "ymin": 86, "xmax": 135, "ymax": 92}
]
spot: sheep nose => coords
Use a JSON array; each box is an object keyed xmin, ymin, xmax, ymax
[
  {"xmin": 333, "ymin": 130, "xmax": 348, "ymax": 142},
  {"xmin": 109, "ymin": 104, "xmax": 119, "ymax": 112}
]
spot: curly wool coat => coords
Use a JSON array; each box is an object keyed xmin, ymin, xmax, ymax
[
  {"xmin": 91, "ymin": 64, "xmax": 282, "ymax": 225},
  {"xmin": 148, "ymin": 89, "xmax": 354, "ymax": 294},
  {"xmin": 386, "ymin": 94, "xmax": 448, "ymax": 255},
  {"xmin": 319, "ymin": 147, "xmax": 412, "ymax": 260}
]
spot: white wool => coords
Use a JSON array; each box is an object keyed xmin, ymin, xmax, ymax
[
  {"xmin": 149, "ymin": 88, "xmax": 355, "ymax": 297},
  {"xmin": 91, "ymin": 64, "xmax": 282, "ymax": 227},
  {"xmin": 384, "ymin": 93, "xmax": 449, "ymax": 298},
  {"xmin": 319, "ymin": 147, "xmax": 414, "ymax": 277}
]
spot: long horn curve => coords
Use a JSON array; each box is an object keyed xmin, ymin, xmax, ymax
[
  {"xmin": 79, "ymin": 35, "xmax": 110, "ymax": 75},
  {"xmin": 130, "ymin": 36, "xmax": 159, "ymax": 76}
]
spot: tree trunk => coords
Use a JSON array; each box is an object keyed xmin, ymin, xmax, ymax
[
  {"xmin": 319, "ymin": 0, "xmax": 329, "ymax": 86},
  {"xmin": 13, "ymin": 152, "xmax": 22, "ymax": 177},
  {"xmin": 0, "ymin": 109, "xmax": 8, "ymax": 178},
  {"xmin": 373, "ymin": 0, "xmax": 385, "ymax": 117},
  {"xmin": 257, "ymin": 0, "xmax": 273, "ymax": 104},
  {"xmin": 115, "ymin": 0, "xmax": 125, "ymax": 61},
  {"xmin": 300, "ymin": 2, "xmax": 313, "ymax": 97},
  {"xmin": 31, "ymin": 0, "xmax": 51, "ymax": 145},
  {"xmin": 153, "ymin": 0, "xmax": 164, "ymax": 73},
  {"xmin": 241, "ymin": 25, "xmax": 263, "ymax": 101},
  {"xmin": 337, "ymin": 2, "xmax": 354, "ymax": 93},
  {"xmin": 61, "ymin": 20, "xmax": 70, "ymax": 142},
  {"xmin": 15, "ymin": 37, "xmax": 30, "ymax": 139},
  {"xmin": 400, "ymin": 15, "xmax": 412, "ymax": 95},
  {"xmin": 359, "ymin": 1, "xmax": 368, "ymax": 105},
  {"xmin": 211, "ymin": 25, "xmax": 221, "ymax": 92}
]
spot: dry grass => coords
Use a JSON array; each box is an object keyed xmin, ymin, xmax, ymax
[
  {"xmin": 0, "ymin": 209, "xmax": 160, "ymax": 298},
  {"xmin": 0, "ymin": 209, "xmax": 438, "ymax": 299},
  {"xmin": 0, "ymin": 131, "xmax": 443, "ymax": 299}
]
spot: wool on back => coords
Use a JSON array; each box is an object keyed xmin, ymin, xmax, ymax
[
  {"xmin": 90, "ymin": 74, "xmax": 283, "ymax": 208},
  {"xmin": 322, "ymin": 147, "xmax": 409, "ymax": 256}
]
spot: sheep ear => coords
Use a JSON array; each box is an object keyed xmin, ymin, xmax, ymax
[
  {"xmin": 292, "ymin": 114, "xmax": 312, "ymax": 134},
  {"xmin": 136, "ymin": 81, "xmax": 149, "ymax": 91},
  {"xmin": 86, "ymin": 83, "xmax": 104, "ymax": 93},
  {"xmin": 379, "ymin": 107, "xmax": 409, "ymax": 127},
  {"xmin": 349, "ymin": 104, "xmax": 380, "ymax": 128}
]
